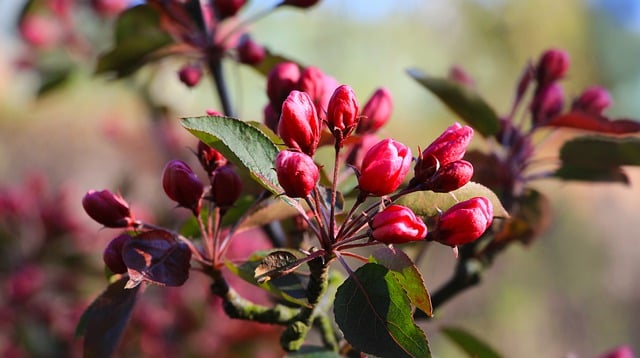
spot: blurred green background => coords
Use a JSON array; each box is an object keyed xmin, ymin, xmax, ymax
[{"xmin": 1, "ymin": 0, "xmax": 639, "ymax": 356}]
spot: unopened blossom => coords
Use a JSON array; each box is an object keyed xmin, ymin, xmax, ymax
[
  {"xmin": 162, "ymin": 160, "xmax": 204, "ymax": 215},
  {"xmin": 425, "ymin": 160, "xmax": 474, "ymax": 193},
  {"xmin": 531, "ymin": 83, "xmax": 564, "ymax": 126},
  {"xmin": 433, "ymin": 197, "xmax": 493, "ymax": 247},
  {"xmin": 278, "ymin": 91, "xmax": 321, "ymax": 156},
  {"xmin": 572, "ymin": 86, "xmax": 612, "ymax": 115},
  {"xmin": 371, "ymin": 205, "xmax": 427, "ymax": 244},
  {"xmin": 358, "ymin": 138, "xmax": 412, "ymax": 196},
  {"xmin": 82, "ymin": 190, "xmax": 134, "ymax": 228},
  {"xmin": 178, "ymin": 64, "xmax": 202, "ymax": 88},
  {"xmin": 275, "ymin": 150, "xmax": 319, "ymax": 198},
  {"xmin": 267, "ymin": 62, "xmax": 301, "ymax": 108},
  {"xmin": 103, "ymin": 234, "xmax": 131, "ymax": 274},
  {"xmin": 210, "ymin": 165, "xmax": 243, "ymax": 208},
  {"xmin": 357, "ymin": 87, "xmax": 393, "ymax": 134},
  {"xmin": 326, "ymin": 85, "xmax": 360, "ymax": 144},
  {"xmin": 414, "ymin": 123, "xmax": 473, "ymax": 182},
  {"xmin": 237, "ymin": 34, "xmax": 265, "ymax": 65},
  {"xmin": 535, "ymin": 48, "xmax": 570, "ymax": 87}
]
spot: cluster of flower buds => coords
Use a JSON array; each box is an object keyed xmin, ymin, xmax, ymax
[{"xmin": 529, "ymin": 48, "xmax": 570, "ymax": 126}]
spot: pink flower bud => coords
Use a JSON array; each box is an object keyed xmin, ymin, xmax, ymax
[
  {"xmin": 426, "ymin": 160, "xmax": 474, "ymax": 193},
  {"xmin": 206, "ymin": 109, "xmax": 222, "ymax": 116},
  {"xmin": 371, "ymin": 204, "xmax": 427, "ymax": 244},
  {"xmin": 358, "ymin": 138, "xmax": 412, "ymax": 196},
  {"xmin": 162, "ymin": 160, "xmax": 204, "ymax": 215},
  {"xmin": 19, "ymin": 15, "xmax": 61, "ymax": 49},
  {"xmin": 327, "ymin": 85, "xmax": 360, "ymax": 143},
  {"xmin": 535, "ymin": 48, "xmax": 570, "ymax": 87},
  {"xmin": 414, "ymin": 123, "xmax": 473, "ymax": 182},
  {"xmin": 103, "ymin": 234, "xmax": 131, "ymax": 274},
  {"xmin": 91, "ymin": 0, "xmax": 129, "ymax": 17},
  {"xmin": 178, "ymin": 64, "xmax": 202, "ymax": 88},
  {"xmin": 82, "ymin": 189, "xmax": 134, "ymax": 228},
  {"xmin": 213, "ymin": 0, "xmax": 247, "ymax": 20},
  {"xmin": 267, "ymin": 62, "xmax": 301, "ymax": 108},
  {"xmin": 278, "ymin": 91, "xmax": 321, "ymax": 156},
  {"xmin": 197, "ymin": 141, "xmax": 228, "ymax": 173},
  {"xmin": 448, "ymin": 65, "xmax": 475, "ymax": 88},
  {"xmin": 237, "ymin": 34, "xmax": 265, "ymax": 65},
  {"xmin": 531, "ymin": 83, "xmax": 564, "ymax": 126},
  {"xmin": 280, "ymin": 0, "xmax": 320, "ymax": 8},
  {"xmin": 210, "ymin": 165, "xmax": 243, "ymax": 208},
  {"xmin": 434, "ymin": 197, "xmax": 493, "ymax": 247},
  {"xmin": 275, "ymin": 150, "xmax": 319, "ymax": 198},
  {"xmin": 571, "ymin": 86, "xmax": 612, "ymax": 115},
  {"xmin": 357, "ymin": 87, "xmax": 393, "ymax": 134},
  {"xmin": 298, "ymin": 66, "xmax": 336, "ymax": 119}
]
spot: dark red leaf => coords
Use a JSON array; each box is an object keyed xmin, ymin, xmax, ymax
[
  {"xmin": 122, "ymin": 230, "xmax": 191, "ymax": 287},
  {"xmin": 78, "ymin": 277, "xmax": 141, "ymax": 357},
  {"xmin": 544, "ymin": 111, "xmax": 640, "ymax": 134}
]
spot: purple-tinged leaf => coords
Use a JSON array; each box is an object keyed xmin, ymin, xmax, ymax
[
  {"xmin": 371, "ymin": 246, "xmax": 432, "ymax": 317},
  {"xmin": 333, "ymin": 263, "xmax": 431, "ymax": 358},
  {"xmin": 544, "ymin": 111, "xmax": 640, "ymax": 134},
  {"xmin": 77, "ymin": 277, "xmax": 141, "ymax": 357},
  {"xmin": 407, "ymin": 68, "xmax": 500, "ymax": 137},
  {"xmin": 441, "ymin": 326, "xmax": 502, "ymax": 358},
  {"xmin": 122, "ymin": 230, "xmax": 191, "ymax": 288}
]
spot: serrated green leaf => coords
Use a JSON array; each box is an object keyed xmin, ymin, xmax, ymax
[
  {"xmin": 395, "ymin": 182, "xmax": 508, "ymax": 218},
  {"xmin": 441, "ymin": 326, "xmax": 502, "ymax": 358},
  {"xmin": 407, "ymin": 68, "xmax": 500, "ymax": 137},
  {"xmin": 181, "ymin": 115, "xmax": 288, "ymax": 199},
  {"xmin": 371, "ymin": 246, "xmax": 432, "ymax": 317},
  {"xmin": 334, "ymin": 263, "xmax": 431, "ymax": 358},
  {"xmin": 96, "ymin": 5, "xmax": 174, "ymax": 77}
]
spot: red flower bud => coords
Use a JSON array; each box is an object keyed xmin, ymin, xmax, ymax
[
  {"xmin": 571, "ymin": 86, "xmax": 612, "ymax": 115},
  {"xmin": 298, "ymin": 66, "xmax": 337, "ymax": 119},
  {"xmin": 425, "ymin": 160, "xmax": 474, "ymax": 193},
  {"xmin": 103, "ymin": 234, "xmax": 131, "ymax": 274},
  {"xmin": 535, "ymin": 48, "xmax": 570, "ymax": 87},
  {"xmin": 414, "ymin": 123, "xmax": 473, "ymax": 182},
  {"xmin": 433, "ymin": 197, "xmax": 493, "ymax": 247},
  {"xmin": 531, "ymin": 83, "xmax": 564, "ymax": 126},
  {"xmin": 210, "ymin": 165, "xmax": 243, "ymax": 208},
  {"xmin": 213, "ymin": 0, "xmax": 247, "ymax": 20},
  {"xmin": 197, "ymin": 141, "xmax": 228, "ymax": 173},
  {"xmin": 19, "ymin": 15, "xmax": 61, "ymax": 49},
  {"xmin": 275, "ymin": 150, "xmax": 319, "ymax": 198},
  {"xmin": 162, "ymin": 160, "xmax": 204, "ymax": 215},
  {"xmin": 358, "ymin": 138, "xmax": 412, "ymax": 196},
  {"xmin": 82, "ymin": 189, "xmax": 134, "ymax": 228},
  {"xmin": 267, "ymin": 62, "xmax": 301, "ymax": 108},
  {"xmin": 327, "ymin": 85, "xmax": 360, "ymax": 143},
  {"xmin": 91, "ymin": 0, "xmax": 129, "ymax": 17},
  {"xmin": 206, "ymin": 109, "xmax": 222, "ymax": 116},
  {"xmin": 278, "ymin": 91, "xmax": 321, "ymax": 156},
  {"xmin": 371, "ymin": 204, "xmax": 427, "ymax": 244},
  {"xmin": 280, "ymin": 0, "xmax": 320, "ymax": 8},
  {"xmin": 178, "ymin": 64, "xmax": 202, "ymax": 88},
  {"xmin": 448, "ymin": 65, "xmax": 475, "ymax": 89},
  {"xmin": 357, "ymin": 87, "xmax": 393, "ymax": 134},
  {"xmin": 237, "ymin": 34, "xmax": 265, "ymax": 65}
]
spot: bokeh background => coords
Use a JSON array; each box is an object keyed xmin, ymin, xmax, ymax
[{"xmin": 0, "ymin": 0, "xmax": 639, "ymax": 356}]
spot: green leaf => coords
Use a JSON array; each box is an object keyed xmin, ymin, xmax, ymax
[
  {"xmin": 441, "ymin": 326, "xmax": 502, "ymax": 358},
  {"xmin": 559, "ymin": 135, "xmax": 640, "ymax": 166},
  {"xmin": 407, "ymin": 68, "xmax": 500, "ymax": 137},
  {"xmin": 334, "ymin": 263, "xmax": 431, "ymax": 358},
  {"xmin": 77, "ymin": 278, "xmax": 141, "ymax": 357},
  {"xmin": 371, "ymin": 246, "xmax": 432, "ymax": 317},
  {"xmin": 226, "ymin": 249, "xmax": 310, "ymax": 307},
  {"xmin": 37, "ymin": 66, "xmax": 73, "ymax": 97},
  {"xmin": 556, "ymin": 135, "xmax": 640, "ymax": 184},
  {"xmin": 181, "ymin": 115, "xmax": 285, "ymax": 197},
  {"xmin": 96, "ymin": 5, "xmax": 174, "ymax": 77},
  {"xmin": 395, "ymin": 182, "xmax": 508, "ymax": 218}
]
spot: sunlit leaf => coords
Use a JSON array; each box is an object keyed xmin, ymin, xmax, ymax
[
  {"xmin": 122, "ymin": 230, "xmax": 191, "ymax": 288},
  {"xmin": 559, "ymin": 135, "xmax": 640, "ymax": 167},
  {"xmin": 254, "ymin": 250, "xmax": 302, "ymax": 283},
  {"xmin": 544, "ymin": 111, "xmax": 640, "ymax": 134},
  {"xmin": 334, "ymin": 263, "xmax": 431, "ymax": 358},
  {"xmin": 441, "ymin": 326, "xmax": 502, "ymax": 358},
  {"xmin": 226, "ymin": 250, "xmax": 310, "ymax": 307},
  {"xmin": 371, "ymin": 246, "xmax": 432, "ymax": 317},
  {"xmin": 96, "ymin": 5, "xmax": 174, "ymax": 77},
  {"xmin": 407, "ymin": 68, "xmax": 500, "ymax": 137},
  {"xmin": 77, "ymin": 277, "xmax": 141, "ymax": 357},
  {"xmin": 396, "ymin": 182, "xmax": 508, "ymax": 218}
]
